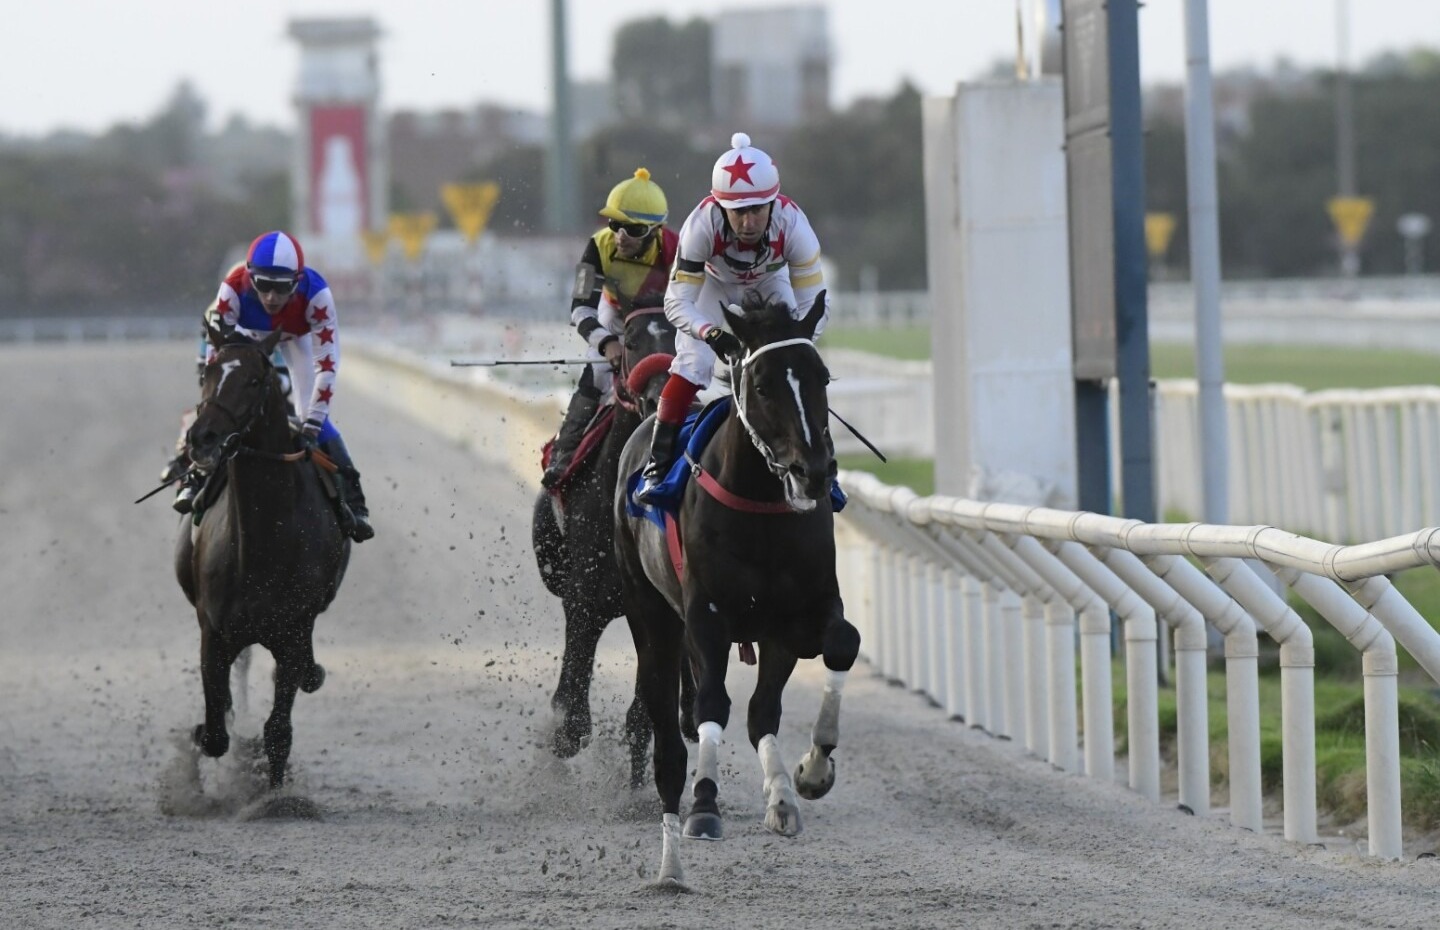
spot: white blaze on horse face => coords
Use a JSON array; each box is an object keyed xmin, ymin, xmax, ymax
[
  {"xmin": 786, "ymin": 368, "xmax": 812, "ymax": 446},
  {"xmin": 647, "ymin": 319, "xmax": 666, "ymax": 340},
  {"xmin": 216, "ymin": 359, "xmax": 243, "ymax": 395}
]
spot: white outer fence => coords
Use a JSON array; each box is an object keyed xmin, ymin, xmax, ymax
[
  {"xmin": 835, "ymin": 470, "xmax": 1440, "ymax": 860},
  {"xmin": 1157, "ymin": 381, "xmax": 1440, "ymax": 540},
  {"xmin": 800, "ymin": 352, "xmax": 1440, "ymax": 541}
]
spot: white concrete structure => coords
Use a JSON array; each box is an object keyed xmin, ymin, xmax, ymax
[
  {"xmin": 923, "ymin": 81, "xmax": 1076, "ymax": 507},
  {"xmin": 288, "ymin": 18, "xmax": 387, "ymax": 271}
]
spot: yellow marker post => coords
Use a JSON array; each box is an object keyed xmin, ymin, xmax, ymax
[
  {"xmin": 360, "ymin": 229, "xmax": 390, "ymax": 267},
  {"xmin": 441, "ymin": 182, "xmax": 501, "ymax": 244},
  {"xmin": 1327, "ymin": 196, "xmax": 1374, "ymax": 247},
  {"xmin": 1144, "ymin": 212, "xmax": 1177, "ymax": 260},
  {"xmin": 388, "ymin": 212, "xmax": 438, "ymax": 262}
]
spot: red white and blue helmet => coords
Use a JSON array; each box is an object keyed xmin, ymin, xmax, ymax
[
  {"xmin": 246, "ymin": 230, "xmax": 305, "ymax": 280},
  {"xmin": 710, "ymin": 132, "xmax": 780, "ymax": 209}
]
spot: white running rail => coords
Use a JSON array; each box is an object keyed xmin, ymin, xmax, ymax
[{"xmin": 836, "ymin": 470, "xmax": 1440, "ymax": 860}]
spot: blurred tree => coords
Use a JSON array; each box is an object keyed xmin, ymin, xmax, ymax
[
  {"xmin": 611, "ymin": 17, "xmax": 711, "ymax": 129},
  {"xmin": 778, "ymin": 82, "xmax": 926, "ymax": 290},
  {"xmin": 1138, "ymin": 49, "xmax": 1440, "ymax": 278},
  {"xmin": 578, "ymin": 123, "xmax": 712, "ymax": 227}
]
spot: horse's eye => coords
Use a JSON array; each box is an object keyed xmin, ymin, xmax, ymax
[{"xmin": 754, "ymin": 384, "xmax": 770, "ymax": 398}]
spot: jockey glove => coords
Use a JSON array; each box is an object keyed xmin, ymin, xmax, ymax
[
  {"xmin": 704, "ymin": 327, "xmax": 744, "ymax": 363},
  {"xmin": 300, "ymin": 420, "xmax": 322, "ymax": 454}
]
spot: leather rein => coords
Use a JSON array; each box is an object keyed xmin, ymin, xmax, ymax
[
  {"xmin": 612, "ymin": 306, "xmax": 668, "ymax": 414},
  {"xmin": 687, "ymin": 337, "xmax": 822, "ymax": 515},
  {"xmin": 196, "ymin": 346, "xmax": 337, "ymax": 473}
]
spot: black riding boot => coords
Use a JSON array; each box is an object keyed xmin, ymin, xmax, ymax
[
  {"xmin": 173, "ymin": 468, "xmax": 206, "ymax": 514},
  {"xmin": 319, "ymin": 436, "xmax": 374, "ymax": 542},
  {"xmin": 541, "ymin": 386, "xmax": 601, "ymax": 489},
  {"xmin": 634, "ymin": 418, "xmax": 682, "ymax": 504}
]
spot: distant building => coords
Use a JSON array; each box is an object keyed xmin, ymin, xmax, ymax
[
  {"xmin": 287, "ymin": 17, "xmax": 386, "ymax": 268},
  {"xmin": 712, "ymin": 5, "xmax": 830, "ymax": 129}
]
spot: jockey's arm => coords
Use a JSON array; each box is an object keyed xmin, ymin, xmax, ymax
[
  {"xmin": 299, "ymin": 284, "xmax": 339, "ymax": 434},
  {"xmin": 570, "ymin": 239, "xmax": 615, "ymax": 354},
  {"xmin": 663, "ymin": 209, "xmax": 718, "ymax": 341},
  {"xmin": 783, "ymin": 203, "xmax": 829, "ymax": 339}
]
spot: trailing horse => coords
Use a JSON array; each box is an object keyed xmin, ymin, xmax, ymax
[
  {"xmin": 174, "ymin": 326, "xmax": 350, "ymax": 791},
  {"xmin": 531, "ymin": 305, "xmax": 683, "ymax": 784},
  {"xmin": 613, "ymin": 291, "xmax": 860, "ymax": 886}
]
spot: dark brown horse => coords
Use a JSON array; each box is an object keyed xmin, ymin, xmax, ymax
[
  {"xmin": 531, "ymin": 305, "xmax": 681, "ymax": 785},
  {"xmin": 614, "ymin": 291, "xmax": 860, "ymax": 886},
  {"xmin": 174, "ymin": 326, "xmax": 350, "ymax": 790}
]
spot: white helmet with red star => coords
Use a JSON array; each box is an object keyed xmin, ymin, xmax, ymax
[{"xmin": 710, "ymin": 132, "xmax": 780, "ymax": 209}]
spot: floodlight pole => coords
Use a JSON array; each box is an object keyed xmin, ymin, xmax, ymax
[{"xmin": 1183, "ymin": 0, "xmax": 1229, "ymax": 525}]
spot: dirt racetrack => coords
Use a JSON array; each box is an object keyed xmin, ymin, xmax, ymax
[{"xmin": 2, "ymin": 340, "xmax": 1438, "ymax": 929}]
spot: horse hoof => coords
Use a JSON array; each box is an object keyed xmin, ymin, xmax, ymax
[
  {"xmin": 238, "ymin": 794, "xmax": 323, "ymax": 821},
  {"xmin": 795, "ymin": 757, "xmax": 836, "ymax": 801},
  {"xmin": 550, "ymin": 720, "xmax": 590, "ymax": 759},
  {"xmin": 193, "ymin": 724, "xmax": 229, "ymax": 758},
  {"xmin": 683, "ymin": 811, "xmax": 723, "ymax": 840},
  {"xmin": 764, "ymin": 801, "xmax": 802, "ymax": 837},
  {"xmin": 300, "ymin": 664, "xmax": 325, "ymax": 694}
]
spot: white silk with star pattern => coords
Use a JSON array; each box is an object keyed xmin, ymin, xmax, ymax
[
  {"xmin": 206, "ymin": 265, "xmax": 341, "ymax": 429},
  {"xmin": 663, "ymin": 195, "xmax": 827, "ymax": 387}
]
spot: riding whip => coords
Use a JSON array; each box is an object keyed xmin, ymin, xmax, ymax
[
  {"xmin": 450, "ymin": 358, "xmax": 597, "ymax": 367},
  {"xmin": 133, "ymin": 478, "xmax": 178, "ymax": 504},
  {"xmin": 828, "ymin": 407, "xmax": 888, "ymax": 463}
]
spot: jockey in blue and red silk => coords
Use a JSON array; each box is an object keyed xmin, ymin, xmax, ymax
[
  {"xmin": 174, "ymin": 231, "xmax": 374, "ymax": 542},
  {"xmin": 633, "ymin": 132, "xmax": 829, "ymax": 502}
]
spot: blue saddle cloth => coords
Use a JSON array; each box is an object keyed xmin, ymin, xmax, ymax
[{"xmin": 624, "ymin": 395, "xmax": 846, "ymax": 529}]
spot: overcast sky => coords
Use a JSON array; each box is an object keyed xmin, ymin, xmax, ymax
[{"xmin": 4, "ymin": 0, "xmax": 1437, "ymax": 136}]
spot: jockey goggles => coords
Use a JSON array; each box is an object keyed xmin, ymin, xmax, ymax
[
  {"xmin": 608, "ymin": 219, "xmax": 658, "ymax": 239},
  {"xmin": 252, "ymin": 275, "xmax": 298, "ymax": 296}
]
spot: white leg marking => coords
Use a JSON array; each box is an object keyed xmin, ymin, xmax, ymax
[
  {"xmin": 658, "ymin": 812, "xmax": 685, "ymax": 886},
  {"xmin": 796, "ymin": 669, "xmax": 846, "ymax": 801},
  {"xmin": 758, "ymin": 734, "xmax": 802, "ymax": 836},
  {"xmin": 695, "ymin": 721, "xmax": 722, "ymax": 788},
  {"xmin": 814, "ymin": 669, "xmax": 848, "ymax": 747}
]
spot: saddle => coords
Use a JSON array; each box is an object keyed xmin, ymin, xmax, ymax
[
  {"xmin": 623, "ymin": 396, "xmax": 847, "ymax": 525},
  {"xmin": 190, "ymin": 447, "xmax": 349, "ymax": 531},
  {"xmin": 540, "ymin": 404, "xmax": 618, "ymax": 496}
]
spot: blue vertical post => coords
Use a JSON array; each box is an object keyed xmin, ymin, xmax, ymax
[{"xmin": 1108, "ymin": 0, "xmax": 1155, "ymax": 523}]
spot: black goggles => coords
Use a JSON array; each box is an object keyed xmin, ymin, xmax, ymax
[
  {"xmin": 608, "ymin": 219, "xmax": 657, "ymax": 238},
  {"xmin": 252, "ymin": 276, "xmax": 297, "ymax": 296}
]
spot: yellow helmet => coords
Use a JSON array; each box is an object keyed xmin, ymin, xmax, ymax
[{"xmin": 599, "ymin": 167, "xmax": 668, "ymax": 226}]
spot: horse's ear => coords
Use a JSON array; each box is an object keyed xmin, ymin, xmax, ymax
[
  {"xmin": 800, "ymin": 290, "xmax": 826, "ymax": 340},
  {"xmin": 204, "ymin": 316, "xmax": 225, "ymax": 350},
  {"xmin": 721, "ymin": 300, "xmax": 743, "ymax": 331},
  {"xmin": 259, "ymin": 329, "xmax": 284, "ymax": 357}
]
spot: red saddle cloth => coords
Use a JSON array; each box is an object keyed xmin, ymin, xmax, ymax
[{"xmin": 540, "ymin": 405, "xmax": 618, "ymax": 495}]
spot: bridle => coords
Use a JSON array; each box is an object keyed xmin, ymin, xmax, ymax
[
  {"xmin": 613, "ymin": 307, "xmax": 669, "ymax": 414},
  {"xmin": 192, "ymin": 344, "xmax": 333, "ymax": 470},
  {"xmin": 728, "ymin": 337, "xmax": 823, "ymax": 482},
  {"xmin": 193, "ymin": 344, "xmax": 276, "ymax": 464}
]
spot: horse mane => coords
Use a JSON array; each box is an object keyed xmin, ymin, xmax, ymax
[{"xmin": 729, "ymin": 291, "xmax": 809, "ymax": 346}]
